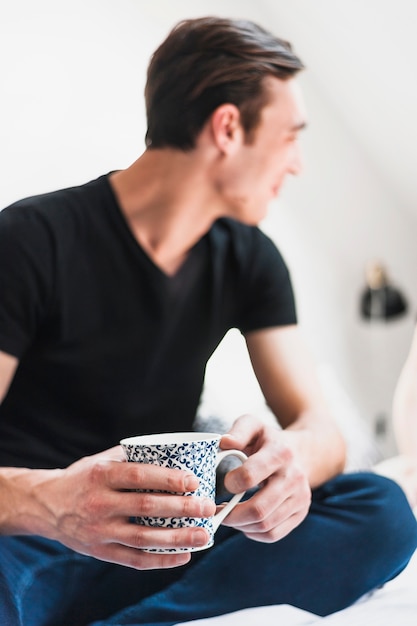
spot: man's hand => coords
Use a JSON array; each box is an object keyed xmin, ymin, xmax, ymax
[
  {"xmin": 218, "ymin": 415, "xmax": 312, "ymax": 542},
  {"xmin": 3, "ymin": 447, "xmax": 216, "ymax": 570}
]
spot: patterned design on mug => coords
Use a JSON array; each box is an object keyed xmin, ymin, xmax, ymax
[
  {"xmin": 127, "ymin": 439, "xmax": 218, "ymax": 500},
  {"xmin": 123, "ymin": 438, "xmax": 219, "ymax": 550}
]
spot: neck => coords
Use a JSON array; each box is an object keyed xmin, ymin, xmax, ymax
[{"xmin": 109, "ymin": 148, "xmax": 222, "ymax": 275}]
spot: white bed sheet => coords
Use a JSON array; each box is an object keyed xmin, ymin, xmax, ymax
[{"xmin": 176, "ymin": 537, "xmax": 417, "ymax": 626}]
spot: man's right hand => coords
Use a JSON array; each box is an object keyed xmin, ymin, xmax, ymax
[{"xmin": 0, "ymin": 446, "xmax": 216, "ymax": 570}]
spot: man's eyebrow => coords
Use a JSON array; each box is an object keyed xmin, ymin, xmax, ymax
[{"xmin": 291, "ymin": 121, "xmax": 307, "ymax": 132}]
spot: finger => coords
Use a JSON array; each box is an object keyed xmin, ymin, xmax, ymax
[
  {"xmin": 116, "ymin": 491, "xmax": 216, "ymax": 519},
  {"xmin": 220, "ymin": 491, "xmax": 300, "ymax": 532},
  {"xmin": 225, "ymin": 467, "xmax": 310, "ymax": 523},
  {"xmin": 223, "ymin": 442, "xmax": 292, "ymax": 494},
  {"xmin": 225, "ymin": 424, "xmax": 294, "ymax": 493},
  {"xmin": 89, "ymin": 445, "xmax": 126, "ymax": 462},
  {"xmin": 107, "ymin": 461, "xmax": 200, "ymax": 493},
  {"xmin": 219, "ymin": 497, "xmax": 308, "ymax": 544},
  {"xmin": 114, "ymin": 522, "xmax": 211, "ymax": 552},
  {"xmin": 215, "ymin": 481, "xmax": 283, "ymax": 527},
  {"xmin": 243, "ymin": 509, "xmax": 309, "ymax": 543},
  {"xmin": 219, "ymin": 475, "xmax": 311, "ymax": 538},
  {"xmin": 90, "ymin": 541, "xmax": 193, "ymax": 570},
  {"xmin": 220, "ymin": 414, "xmax": 262, "ymax": 452}
]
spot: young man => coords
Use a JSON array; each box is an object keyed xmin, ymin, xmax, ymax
[{"xmin": 0, "ymin": 16, "xmax": 416, "ymax": 626}]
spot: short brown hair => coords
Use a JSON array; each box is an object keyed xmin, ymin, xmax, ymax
[{"xmin": 145, "ymin": 17, "xmax": 304, "ymax": 150}]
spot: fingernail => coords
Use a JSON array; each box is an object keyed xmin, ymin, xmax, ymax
[
  {"xmin": 194, "ymin": 529, "xmax": 209, "ymax": 547},
  {"xmin": 202, "ymin": 498, "xmax": 215, "ymax": 517},
  {"xmin": 184, "ymin": 474, "xmax": 198, "ymax": 491},
  {"xmin": 175, "ymin": 554, "xmax": 191, "ymax": 566}
]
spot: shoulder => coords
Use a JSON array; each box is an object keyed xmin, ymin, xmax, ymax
[
  {"xmin": 0, "ymin": 174, "xmax": 110, "ymax": 236},
  {"xmin": 210, "ymin": 218, "xmax": 287, "ymax": 269},
  {"xmin": 209, "ymin": 220, "xmax": 296, "ymax": 332},
  {"xmin": 0, "ymin": 174, "xmax": 112, "ymax": 277}
]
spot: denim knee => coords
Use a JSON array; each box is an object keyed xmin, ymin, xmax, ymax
[
  {"xmin": 364, "ymin": 473, "xmax": 417, "ymax": 576},
  {"xmin": 320, "ymin": 472, "xmax": 417, "ymax": 581}
]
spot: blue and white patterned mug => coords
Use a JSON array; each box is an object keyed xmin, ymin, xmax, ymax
[{"xmin": 120, "ymin": 432, "xmax": 248, "ymax": 552}]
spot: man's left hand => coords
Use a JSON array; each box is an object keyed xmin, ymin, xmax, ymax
[{"xmin": 218, "ymin": 414, "xmax": 312, "ymax": 542}]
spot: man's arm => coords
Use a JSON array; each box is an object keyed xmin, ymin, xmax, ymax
[
  {"xmin": 0, "ymin": 351, "xmax": 18, "ymax": 402},
  {"xmin": 217, "ymin": 325, "xmax": 346, "ymax": 543},
  {"xmin": 245, "ymin": 325, "xmax": 346, "ymax": 486},
  {"xmin": 0, "ymin": 351, "xmax": 215, "ymax": 568}
]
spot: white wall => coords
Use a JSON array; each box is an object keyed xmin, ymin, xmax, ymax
[
  {"xmin": 261, "ymin": 2, "xmax": 417, "ymax": 454},
  {"xmin": 1, "ymin": 0, "xmax": 416, "ymax": 456},
  {"xmin": 270, "ymin": 66, "xmax": 417, "ymax": 447}
]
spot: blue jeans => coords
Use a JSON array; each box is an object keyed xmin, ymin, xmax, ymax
[{"xmin": 1, "ymin": 473, "xmax": 416, "ymax": 626}]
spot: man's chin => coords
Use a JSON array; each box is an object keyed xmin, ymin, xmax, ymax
[
  {"xmin": 226, "ymin": 199, "xmax": 270, "ymax": 226},
  {"xmin": 234, "ymin": 213, "xmax": 266, "ymax": 227}
]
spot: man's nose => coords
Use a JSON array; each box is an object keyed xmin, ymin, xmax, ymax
[{"xmin": 288, "ymin": 143, "xmax": 303, "ymax": 176}]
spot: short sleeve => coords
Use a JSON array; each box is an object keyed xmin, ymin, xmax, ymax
[
  {"xmin": 0, "ymin": 203, "xmax": 55, "ymax": 357},
  {"xmin": 235, "ymin": 229, "xmax": 297, "ymax": 334}
]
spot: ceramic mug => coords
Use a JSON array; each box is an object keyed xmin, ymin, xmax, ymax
[{"xmin": 120, "ymin": 432, "xmax": 248, "ymax": 552}]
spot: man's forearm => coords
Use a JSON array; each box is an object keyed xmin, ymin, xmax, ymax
[
  {"xmin": 0, "ymin": 466, "xmax": 63, "ymax": 536},
  {"xmin": 282, "ymin": 411, "xmax": 346, "ymax": 489}
]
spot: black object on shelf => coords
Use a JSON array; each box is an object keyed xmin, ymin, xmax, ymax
[{"xmin": 360, "ymin": 261, "xmax": 408, "ymax": 321}]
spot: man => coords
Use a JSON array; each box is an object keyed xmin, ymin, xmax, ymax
[{"xmin": 0, "ymin": 16, "xmax": 416, "ymax": 626}]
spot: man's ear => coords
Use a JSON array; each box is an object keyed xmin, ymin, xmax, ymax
[{"xmin": 210, "ymin": 104, "xmax": 244, "ymax": 154}]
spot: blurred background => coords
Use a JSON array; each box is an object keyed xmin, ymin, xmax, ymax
[{"xmin": 1, "ymin": 0, "xmax": 417, "ymax": 460}]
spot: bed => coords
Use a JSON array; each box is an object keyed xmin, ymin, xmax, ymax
[{"xmin": 176, "ymin": 531, "xmax": 417, "ymax": 625}]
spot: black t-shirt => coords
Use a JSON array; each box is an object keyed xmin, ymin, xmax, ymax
[{"xmin": 0, "ymin": 175, "xmax": 296, "ymax": 468}]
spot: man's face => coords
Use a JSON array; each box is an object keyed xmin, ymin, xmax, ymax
[{"xmin": 218, "ymin": 77, "xmax": 307, "ymax": 225}]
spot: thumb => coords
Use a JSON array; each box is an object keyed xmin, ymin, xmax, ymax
[{"xmin": 220, "ymin": 414, "xmax": 258, "ymax": 450}]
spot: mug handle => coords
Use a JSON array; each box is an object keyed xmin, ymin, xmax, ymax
[{"xmin": 211, "ymin": 449, "xmax": 248, "ymax": 532}]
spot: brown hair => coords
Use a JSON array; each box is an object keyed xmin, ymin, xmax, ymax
[{"xmin": 145, "ymin": 17, "xmax": 304, "ymax": 150}]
